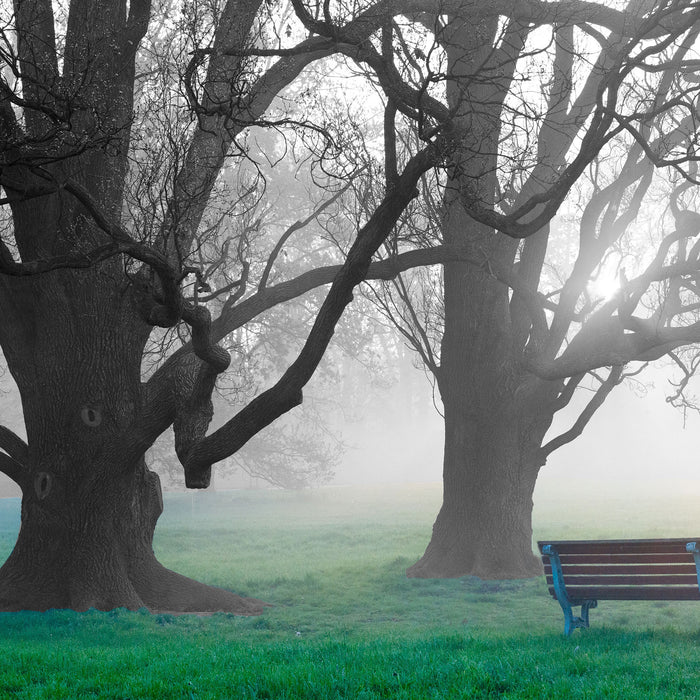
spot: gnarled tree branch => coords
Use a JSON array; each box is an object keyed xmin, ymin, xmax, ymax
[
  {"xmin": 540, "ymin": 365, "xmax": 623, "ymax": 460},
  {"xmin": 180, "ymin": 142, "xmax": 440, "ymax": 486}
]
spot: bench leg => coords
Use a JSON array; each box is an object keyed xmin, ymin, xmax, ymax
[
  {"xmin": 562, "ymin": 600, "xmax": 598, "ymax": 637},
  {"xmin": 543, "ymin": 545, "xmax": 598, "ymax": 635},
  {"xmin": 561, "ymin": 599, "xmax": 597, "ymax": 636}
]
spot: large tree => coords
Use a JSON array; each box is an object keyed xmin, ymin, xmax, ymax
[
  {"xmin": 361, "ymin": 0, "xmax": 700, "ymax": 578},
  {"xmin": 2, "ymin": 0, "xmax": 696, "ymax": 613},
  {"xmin": 0, "ymin": 0, "xmax": 447, "ymax": 612}
]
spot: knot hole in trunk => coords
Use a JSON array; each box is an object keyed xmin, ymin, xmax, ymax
[
  {"xmin": 34, "ymin": 472, "xmax": 52, "ymax": 500},
  {"xmin": 81, "ymin": 407, "xmax": 102, "ymax": 427}
]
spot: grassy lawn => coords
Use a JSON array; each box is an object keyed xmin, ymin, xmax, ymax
[{"xmin": 1, "ymin": 481, "xmax": 700, "ymax": 698}]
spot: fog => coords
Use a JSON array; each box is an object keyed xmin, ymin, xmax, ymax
[
  {"xmin": 540, "ymin": 366, "xmax": 700, "ymax": 487},
  {"xmin": 2, "ymin": 352, "xmax": 699, "ymax": 499},
  {"xmin": 330, "ymin": 361, "xmax": 700, "ymax": 492}
]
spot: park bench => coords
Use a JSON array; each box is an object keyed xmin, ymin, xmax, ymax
[{"xmin": 538, "ymin": 538, "xmax": 700, "ymax": 635}]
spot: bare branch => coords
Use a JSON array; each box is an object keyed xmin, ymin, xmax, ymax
[
  {"xmin": 210, "ymin": 241, "xmax": 549, "ymax": 346},
  {"xmin": 388, "ymin": 274, "xmax": 440, "ymax": 376},
  {"xmin": 0, "ymin": 424, "xmax": 28, "ymax": 465},
  {"xmin": 258, "ymin": 178, "xmax": 356, "ymax": 292},
  {"xmin": 0, "ymin": 453, "xmax": 25, "ymax": 489},
  {"xmin": 292, "ymin": 0, "xmax": 656, "ymax": 42},
  {"xmin": 666, "ymin": 350, "xmax": 700, "ymax": 407},
  {"xmin": 540, "ymin": 365, "xmax": 623, "ymax": 460},
  {"xmin": 530, "ymin": 312, "xmax": 700, "ymax": 381},
  {"xmin": 551, "ymin": 372, "xmax": 586, "ymax": 412}
]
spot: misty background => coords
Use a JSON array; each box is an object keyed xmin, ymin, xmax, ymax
[{"xmin": 2, "ymin": 345, "xmax": 698, "ymax": 499}]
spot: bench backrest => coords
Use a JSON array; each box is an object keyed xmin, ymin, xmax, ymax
[{"xmin": 538, "ymin": 538, "xmax": 700, "ymax": 601}]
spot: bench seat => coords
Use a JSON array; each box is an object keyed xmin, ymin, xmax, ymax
[{"xmin": 538, "ymin": 538, "xmax": 700, "ymax": 634}]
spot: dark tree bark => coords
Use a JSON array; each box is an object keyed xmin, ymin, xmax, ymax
[
  {"xmin": 0, "ymin": 256, "xmax": 264, "ymax": 611},
  {"xmin": 0, "ymin": 0, "xmax": 444, "ymax": 611},
  {"xmin": 408, "ymin": 14, "xmax": 548, "ymax": 578}
]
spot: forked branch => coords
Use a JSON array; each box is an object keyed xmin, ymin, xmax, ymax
[
  {"xmin": 258, "ymin": 178, "xmax": 357, "ymax": 292},
  {"xmin": 540, "ymin": 365, "xmax": 623, "ymax": 461}
]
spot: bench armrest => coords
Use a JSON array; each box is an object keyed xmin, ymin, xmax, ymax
[{"xmin": 686, "ymin": 542, "xmax": 700, "ymax": 593}]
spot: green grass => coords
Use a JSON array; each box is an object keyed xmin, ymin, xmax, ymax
[{"xmin": 2, "ymin": 481, "xmax": 700, "ymax": 698}]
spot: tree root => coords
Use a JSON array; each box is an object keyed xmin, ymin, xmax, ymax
[
  {"xmin": 407, "ymin": 547, "xmax": 542, "ymax": 580},
  {"xmin": 131, "ymin": 559, "xmax": 269, "ymax": 615},
  {"xmin": 0, "ymin": 553, "xmax": 268, "ymax": 615}
]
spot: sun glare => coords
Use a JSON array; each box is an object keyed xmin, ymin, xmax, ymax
[{"xmin": 589, "ymin": 272, "xmax": 620, "ymax": 302}]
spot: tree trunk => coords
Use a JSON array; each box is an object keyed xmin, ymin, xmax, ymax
[
  {"xmin": 407, "ymin": 197, "xmax": 560, "ymax": 579},
  {"xmin": 405, "ymin": 199, "xmax": 565, "ymax": 578},
  {"xmin": 405, "ymin": 15, "xmax": 561, "ymax": 580},
  {"xmin": 0, "ymin": 458, "xmax": 263, "ymax": 613},
  {"xmin": 407, "ymin": 383, "xmax": 547, "ymax": 579},
  {"xmin": 0, "ymin": 270, "xmax": 263, "ymax": 613}
]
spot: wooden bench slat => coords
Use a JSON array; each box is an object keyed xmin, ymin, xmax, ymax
[
  {"xmin": 546, "ymin": 573, "xmax": 699, "ymax": 586},
  {"xmin": 544, "ymin": 563, "xmax": 698, "ymax": 576},
  {"xmin": 538, "ymin": 539, "xmax": 700, "ymax": 555},
  {"xmin": 550, "ymin": 553, "xmax": 694, "ymax": 565},
  {"xmin": 549, "ymin": 586, "xmax": 700, "ymax": 601},
  {"xmin": 539, "ymin": 538, "xmax": 700, "ymax": 547}
]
